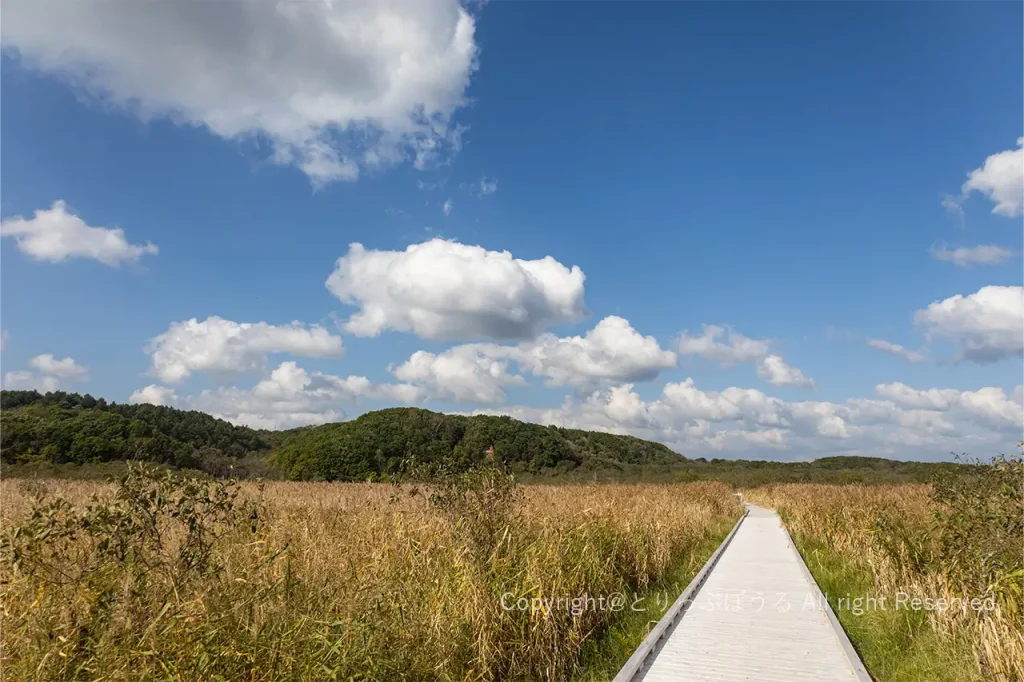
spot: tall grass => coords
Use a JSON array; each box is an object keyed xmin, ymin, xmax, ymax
[
  {"xmin": 745, "ymin": 454, "xmax": 1023, "ymax": 682},
  {"xmin": 0, "ymin": 465, "xmax": 740, "ymax": 681}
]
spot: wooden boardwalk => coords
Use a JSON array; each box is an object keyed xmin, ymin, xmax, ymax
[{"xmin": 613, "ymin": 504, "xmax": 871, "ymax": 682}]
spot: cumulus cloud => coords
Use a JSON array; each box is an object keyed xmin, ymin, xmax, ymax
[
  {"xmin": 326, "ymin": 239, "xmax": 587, "ymax": 340},
  {"xmin": 392, "ymin": 344, "xmax": 525, "ymax": 403},
  {"xmin": 29, "ymin": 353, "xmax": 89, "ymax": 381},
  {"xmin": 930, "ymin": 243, "xmax": 1014, "ymax": 268},
  {"xmin": 129, "ymin": 384, "xmax": 179, "ymax": 407},
  {"xmin": 515, "ymin": 316, "xmax": 677, "ymax": 387},
  {"xmin": 677, "ymin": 324, "xmax": 814, "ymax": 388},
  {"xmin": 2, "ymin": 354, "xmax": 88, "ymax": 392},
  {"xmin": 189, "ymin": 361, "xmax": 423, "ymax": 429},
  {"xmin": 866, "ymin": 339, "xmax": 927, "ymax": 363},
  {"xmin": 677, "ymin": 324, "xmax": 770, "ymax": 366},
  {"xmin": 145, "ymin": 316, "xmax": 344, "ymax": 383},
  {"xmin": 658, "ymin": 378, "xmax": 746, "ymax": 422},
  {"xmin": 2, "ymin": 371, "xmax": 61, "ymax": 393},
  {"xmin": 875, "ymin": 382, "xmax": 1022, "ymax": 430},
  {"xmin": 914, "ymin": 286, "xmax": 1024, "ymax": 364},
  {"xmin": 1, "ymin": 201, "xmax": 157, "ymax": 266},
  {"xmin": 1, "ymin": 0, "xmax": 478, "ymax": 185},
  {"xmin": 874, "ymin": 382, "xmax": 960, "ymax": 410},
  {"xmin": 602, "ymin": 383, "xmax": 656, "ymax": 427},
  {"xmin": 391, "ymin": 316, "xmax": 676, "ymax": 399},
  {"xmin": 960, "ymin": 138, "xmax": 1024, "ymax": 217},
  {"xmin": 471, "ymin": 377, "xmax": 1021, "ymax": 460},
  {"xmin": 755, "ymin": 354, "xmax": 816, "ymax": 388}
]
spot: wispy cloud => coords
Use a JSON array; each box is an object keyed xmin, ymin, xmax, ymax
[
  {"xmin": 929, "ymin": 243, "xmax": 1014, "ymax": 268},
  {"xmin": 866, "ymin": 338, "xmax": 927, "ymax": 363},
  {"xmin": 417, "ymin": 178, "xmax": 446, "ymax": 191},
  {"xmin": 940, "ymin": 193, "xmax": 965, "ymax": 227},
  {"xmin": 477, "ymin": 177, "xmax": 498, "ymax": 196}
]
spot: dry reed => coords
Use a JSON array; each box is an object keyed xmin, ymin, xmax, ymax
[{"xmin": 0, "ymin": 471, "xmax": 740, "ymax": 681}]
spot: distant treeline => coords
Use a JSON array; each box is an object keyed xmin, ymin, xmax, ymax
[{"xmin": 1, "ymin": 390, "xmax": 972, "ymax": 485}]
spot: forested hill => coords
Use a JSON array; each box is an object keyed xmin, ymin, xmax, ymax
[
  {"xmin": 1, "ymin": 390, "xmax": 270, "ymax": 474},
  {"xmin": 271, "ymin": 407, "xmax": 682, "ymax": 480},
  {"xmin": 0, "ymin": 390, "xmax": 681, "ymax": 479},
  {"xmin": 1, "ymin": 390, "xmax": 966, "ymax": 484}
]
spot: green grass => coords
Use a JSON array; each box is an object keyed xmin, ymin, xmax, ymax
[
  {"xmin": 571, "ymin": 516, "xmax": 738, "ymax": 681},
  {"xmin": 793, "ymin": 534, "xmax": 981, "ymax": 682}
]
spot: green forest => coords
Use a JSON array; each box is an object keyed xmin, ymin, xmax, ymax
[{"xmin": 1, "ymin": 390, "xmax": 969, "ymax": 485}]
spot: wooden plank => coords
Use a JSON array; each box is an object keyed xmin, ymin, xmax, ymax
[
  {"xmin": 611, "ymin": 506, "xmax": 749, "ymax": 682},
  {"xmin": 616, "ymin": 504, "xmax": 871, "ymax": 682}
]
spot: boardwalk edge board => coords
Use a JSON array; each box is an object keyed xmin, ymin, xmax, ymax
[
  {"xmin": 780, "ymin": 521, "xmax": 874, "ymax": 682},
  {"xmin": 611, "ymin": 507, "xmax": 750, "ymax": 682}
]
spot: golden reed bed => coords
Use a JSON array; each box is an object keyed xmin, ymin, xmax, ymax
[{"xmin": 1, "ymin": 472, "xmax": 740, "ymax": 681}]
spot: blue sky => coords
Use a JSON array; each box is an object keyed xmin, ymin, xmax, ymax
[{"xmin": 1, "ymin": 1, "xmax": 1021, "ymax": 461}]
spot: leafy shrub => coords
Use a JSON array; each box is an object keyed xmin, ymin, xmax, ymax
[{"xmin": 931, "ymin": 450, "xmax": 1024, "ymax": 620}]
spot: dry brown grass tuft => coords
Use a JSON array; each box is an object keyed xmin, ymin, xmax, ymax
[{"xmin": 1, "ymin": 469, "xmax": 740, "ymax": 681}]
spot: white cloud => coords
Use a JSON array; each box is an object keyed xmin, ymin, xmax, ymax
[
  {"xmin": 145, "ymin": 316, "xmax": 344, "ymax": 383},
  {"xmin": 28, "ymin": 354, "xmax": 89, "ymax": 381},
  {"xmin": 2, "ymin": 371, "xmax": 60, "ymax": 393},
  {"xmin": 443, "ymin": 198, "xmax": 454, "ymax": 216},
  {"xmin": 677, "ymin": 323, "xmax": 814, "ymax": 388},
  {"xmin": 876, "ymin": 382, "xmax": 1023, "ymax": 430},
  {"xmin": 0, "ymin": 331, "xmax": 8, "ymax": 351},
  {"xmin": 1, "ymin": 0, "xmax": 478, "ymax": 185},
  {"xmin": 417, "ymin": 179, "xmax": 446, "ymax": 192},
  {"xmin": 874, "ymin": 382, "xmax": 959, "ymax": 410},
  {"xmin": 677, "ymin": 324, "xmax": 770, "ymax": 366},
  {"xmin": 786, "ymin": 401, "xmax": 851, "ymax": 438},
  {"xmin": 391, "ymin": 316, "xmax": 676, "ymax": 399},
  {"xmin": 189, "ymin": 361, "xmax": 422, "ymax": 430},
  {"xmin": 961, "ymin": 138, "xmax": 1024, "ymax": 217},
  {"xmin": 941, "ymin": 194, "xmax": 966, "ymax": 223},
  {"xmin": 515, "ymin": 316, "xmax": 677, "ymax": 387},
  {"xmin": 129, "ymin": 384, "xmax": 179, "ymax": 407},
  {"xmin": 326, "ymin": 239, "xmax": 587, "ymax": 340},
  {"xmin": 659, "ymin": 378, "xmax": 745, "ymax": 421},
  {"xmin": 866, "ymin": 338, "xmax": 927, "ymax": 363},
  {"xmin": 930, "ymin": 244, "xmax": 1014, "ymax": 268},
  {"xmin": 2, "ymin": 354, "xmax": 87, "ymax": 392},
  {"xmin": 477, "ymin": 177, "xmax": 498, "ymax": 196},
  {"xmin": 602, "ymin": 383, "xmax": 655, "ymax": 427},
  {"xmin": 471, "ymin": 377, "xmax": 1021, "ymax": 460},
  {"xmin": 1, "ymin": 200, "xmax": 157, "ymax": 266},
  {"xmin": 705, "ymin": 427, "xmax": 790, "ymax": 451},
  {"xmin": 392, "ymin": 344, "xmax": 525, "ymax": 403},
  {"xmin": 914, "ymin": 286, "xmax": 1024, "ymax": 364},
  {"xmin": 755, "ymin": 354, "xmax": 816, "ymax": 388}
]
